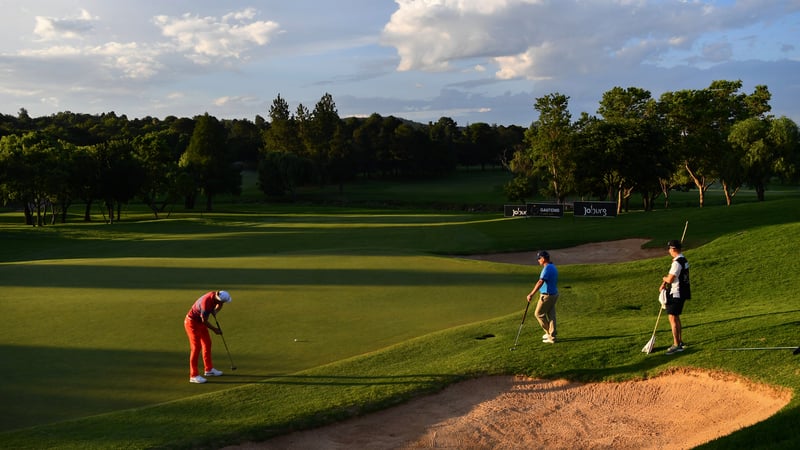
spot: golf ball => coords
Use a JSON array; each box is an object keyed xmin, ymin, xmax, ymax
[{"xmin": 293, "ymin": 338, "xmax": 298, "ymax": 342}]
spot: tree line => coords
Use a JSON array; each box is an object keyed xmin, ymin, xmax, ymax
[
  {"xmin": 1, "ymin": 79, "xmax": 798, "ymax": 226},
  {"xmin": 510, "ymin": 80, "xmax": 799, "ymax": 212},
  {"xmin": 0, "ymin": 95, "xmax": 523, "ymax": 226}
]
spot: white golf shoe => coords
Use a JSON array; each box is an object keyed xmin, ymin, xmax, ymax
[
  {"xmin": 189, "ymin": 375, "xmax": 207, "ymax": 384},
  {"xmin": 204, "ymin": 368, "xmax": 223, "ymax": 376}
]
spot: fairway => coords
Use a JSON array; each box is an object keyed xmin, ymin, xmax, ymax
[
  {"xmin": 2, "ymin": 189, "xmax": 800, "ymax": 448},
  {"xmin": 1, "ymin": 233, "xmax": 528, "ymax": 431}
]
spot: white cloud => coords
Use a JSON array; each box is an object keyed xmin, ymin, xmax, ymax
[
  {"xmin": 18, "ymin": 45, "xmax": 83, "ymax": 58},
  {"xmin": 494, "ymin": 45, "xmax": 551, "ymax": 81},
  {"xmin": 33, "ymin": 8, "xmax": 97, "ymax": 41},
  {"xmin": 213, "ymin": 95, "xmax": 259, "ymax": 106},
  {"xmin": 91, "ymin": 42, "xmax": 163, "ymax": 79},
  {"xmin": 17, "ymin": 41, "xmax": 162, "ymax": 80},
  {"xmin": 0, "ymin": 85, "xmax": 42, "ymax": 97},
  {"xmin": 382, "ymin": 0, "xmax": 799, "ymax": 81},
  {"xmin": 11, "ymin": 8, "xmax": 282, "ymax": 84},
  {"xmin": 153, "ymin": 8, "xmax": 280, "ymax": 63}
]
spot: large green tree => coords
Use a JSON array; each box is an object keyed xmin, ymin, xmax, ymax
[
  {"xmin": 513, "ymin": 93, "xmax": 576, "ymax": 202},
  {"xmin": 659, "ymin": 88, "xmax": 717, "ymax": 207},
  {"xmin": 70, "ymin": 145, "xmax": 102, "ymax": 222},
  {"xmin": 329, "ymin": 118, "xmax": 357, "ymax": 193},
  {"xmin": 713, "ymin": 82, "xmax": 771, "ymax": 205},
  {"xmin": 180, "ymin": 113, "xmax": 241, "ymax": 211},
  {"xmin": 462, "ymin": 123, "xmax": 499, "ymax": 170},
  {"xmin": 263, "ymin": 94, "xmax": 302, "ymax": 155},
  {"xmin": 257, "ymin": 150, "xmax": 310, "ymax": 199},
  {"xmin": 224, "ymin": 118, "xmax": 262, "ymax": 166},
  {"xmin": 351, "ymin": 113, "xmax": 385, "ymax": 178},
  {"xmin": 0, "ymin": 131, "xmax": 90, "ymax": 225},
  {"xmin": 659, "ymin": 80, "xmax": 771, "ymax": 207},
  {"xmin": 94, "ymin": 139, "xmax": 144, "ymax": 223},
  {"xmin": 133, "ymin": 130, "xmax": 182, "ymax": 218},
  {"xmin": 728, "ymin": 116, "xmax": 800, "ymax": 201},
  {"xmin": 258, "ymin": 95, "xmax": 310, "ymax": 200},
  {"xmin": 305, "ymin": 93, "xmax": 342, "ymax": 186},
  {"xmin": 427, "ymin": 117, "xmax": 459, "ymax": 176},
  {"xmin": 0, "ymin": 132, "xmax": 58, "ymax": 225},
  {"xmin": 593, "ymin": 87, "xmax": 669, "ymax": 212}
]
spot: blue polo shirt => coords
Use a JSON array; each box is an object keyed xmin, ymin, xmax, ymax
[{"xmin": 539, "ymin": 263, "xmax": 558, "ymax": 295}]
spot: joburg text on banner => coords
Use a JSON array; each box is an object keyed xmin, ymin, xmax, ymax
[
  {"xmin": 573, "ymin": 201, "xmax": 617, "ymax": 218},
  {"xmin": 504, "ymin": 204, "xmax": 528, "ymax": 218}
]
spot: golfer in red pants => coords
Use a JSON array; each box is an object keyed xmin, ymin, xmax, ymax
[{"xmin": 184, "ymin": 290, "xmax": 232, "ymax": 384}]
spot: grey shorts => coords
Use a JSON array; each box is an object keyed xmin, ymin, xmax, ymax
[{"xmin": 666, "ymin": 297, "xmax": 685, "ymax": 316}]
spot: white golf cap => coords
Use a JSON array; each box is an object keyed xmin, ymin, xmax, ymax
[{"xmin": 216, "ymin": 291, "xmax": 232, "ymax": 303}]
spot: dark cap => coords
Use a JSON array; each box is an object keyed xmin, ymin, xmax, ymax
[
  {"xmin": 667, "ymin": 240, "xmax": 682, "ymax": 249},
  {"xmin": 537, "ymin": 250, "xmax": 550, "ymax": 260}
]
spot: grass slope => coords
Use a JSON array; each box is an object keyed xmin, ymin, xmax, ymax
[{"xmin": 1, "ymin": 190, "xmax": 799, "ymax": 448}]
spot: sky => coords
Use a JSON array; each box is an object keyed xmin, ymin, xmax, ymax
[{"xmin": 1, "ymin": 0, "xmax": 798, "ymax": 127}]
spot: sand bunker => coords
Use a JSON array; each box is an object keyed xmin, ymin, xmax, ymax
[
  {"xmin": 462, "ymin": 238, "xmax": 664, "ymax": 266},
  {"xmin": 236, "ymin": 369, "xmax": 790, "ymax": 450}
]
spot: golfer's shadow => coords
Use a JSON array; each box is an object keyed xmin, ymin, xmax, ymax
[{"xmin": 542, "ymin": 333, "xmax": 692, "ymax": 355}]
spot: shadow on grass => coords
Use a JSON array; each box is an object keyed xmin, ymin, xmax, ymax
[
  {"xmin": 0, "ymin": 342, "xmax": 465, "ymax": 432},
  {"xmin": 0, "ymin": 264, "xmax": 519, "ymax": 289},
  {"xmin": 684, "ymin": 309, "xmax": 800, "ymax": 347},
  {"xmin": 207, "ymin": 373, "xmax": 463, "ymax": 386},
  {"xmin": 0, "ymin": 344, "xmax": 188, "ymax": 432},
  {"xmin": 548, "ymin": 349, "xmax": 682, "ymax": 382}
]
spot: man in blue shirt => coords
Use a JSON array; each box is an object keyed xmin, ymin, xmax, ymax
[{"xmin": 527, "ymin": 250, "xmax": 559, "ymax": 344}]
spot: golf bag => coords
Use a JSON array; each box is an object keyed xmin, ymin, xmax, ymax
[{"xmin": 666, "ymin": 256, "xmax": 691, "ymax": 300}]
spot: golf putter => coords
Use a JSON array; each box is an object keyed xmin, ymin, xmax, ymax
[
  {"xmin": 510, "ymin": 301, "xmax": 531, "ymax": 351},
  {"xmin": 213, "ymin": 315, "xmax": 237, "ymax": 371}
]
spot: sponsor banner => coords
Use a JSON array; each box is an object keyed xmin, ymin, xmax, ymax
[
  {"xmin": 504, "ymin": 204, "xmax": 529, "ymax": 218},
  {"xmin": 573, "ymin": 201, "xmax": 617, "ymax": 218},
  {"xmin": 527, "ymin": 203, "xmax": 564, "ymax": 218}
]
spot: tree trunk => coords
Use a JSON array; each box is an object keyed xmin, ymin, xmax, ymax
[
  {"xmin": 59, "ymin": 199, "xmax": 69, "ymax": 223},
  {"xmin": 24, "ymin": 203, "xmax": 34, "ymax": 226},
  {"xmin": 659, "ymin": 179, "xmax": 671, "ymax": 209},
  {"xmin": 83, "ymin": 200, "xmax": 93, "ymax": 222},
  {"xmin": 35, "ymin": 200, "xmax": 44, "ymax": 227},
  {"xmin": 722, "ymin": 181, "xmax": 733, "ymax": 206},
  {"xmin": 685, "ymin": 162, "xmax": 713, "ymax": 208},
  {"xmin": 755, "ymin": 183, "xmax": 766, "ymax": 201}
]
